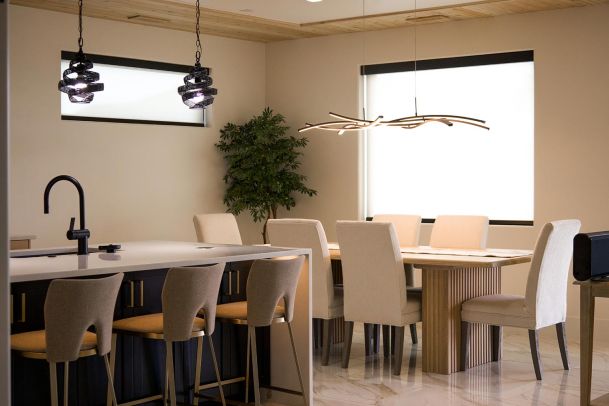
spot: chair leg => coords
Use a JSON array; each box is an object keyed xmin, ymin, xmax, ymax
[
  {"xmin": 322, "ymin": 319, "xmax": 332, "ymax": 366},
  {"xmin": 391, "ymin": 326, "xmax": 396, "ymax": 356},
  {"xmin": 49, "ymin": 362, "xmax": 58, "ymax": 406},
  {"xmin": 342, "ymin": 321, "xmax": 354, "ymax": 369},
  {"xmin": 409, "ymin": 324, "xmax": 418, "ymax": 345},
  {"xmin": 556, "ymin": 322, "xmax": 570, "ymax": 370},
  {"xmin": 103, "ymin": 355, "xmax": 118, "ymax": 406},
  {"xmin": 164, "ymin": 362, "xmax": 169, "ymax": 404},
  {"xmin": 364, "ymin": 323, "xmax": 372, "ymax": 356},
  {"xmin": 392, "ymin": 326, "xmax": 405, "ymax": 376},
  {"xmin": 373, "ymin": 324, "xmax": 381, "ymax": 354},
  {"xmin": 528, "ymin": 329, "xmax": 543, "ymax": 380},
  {"xmin": 460, "ymin": 321, "xmax": 470, "ymax": 371},
  {"xmin": 249, "ymin": 327, "xmax": 261, "ymax": 406},
  {"xmin": 492, "ymin": 325, "xmax": 502, "ymax": 362},
  {"xmin": 193, "ymin": 336, "xmax": 203, "ymax": 405},
  {"xmin": 208, "ymin": 336, "xmax": 227, "ymax": 406},
  {"xmin": 106, "ymin": 333, "xmax": 117, "ymax": 406},
  {"xmin": 245, "ymin": 328, "xmax": 251, "ymax": 404},
  {"xmin": 166, "ymin": 341, "xmax": 177, "ymax": 406},
  {"xmin": 382, "ymin": 325, "xmax": 390, "ymax": 358},
  {"xmin": 63, "ymin": 361, "xmax": 69, "ymax": 406},
  {"xmin": 287, "ymin": 322, "xmax": 308, "ymax": 406}
]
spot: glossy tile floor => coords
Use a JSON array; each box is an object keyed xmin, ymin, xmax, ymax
[{"xmin": 309, "ymin": 324, "xmax": 609, "ymax": 406}]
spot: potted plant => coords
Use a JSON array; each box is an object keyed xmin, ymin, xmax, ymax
[{"xmin": 216, "ymin": 107, "xmax": 317, "ymax": 243}]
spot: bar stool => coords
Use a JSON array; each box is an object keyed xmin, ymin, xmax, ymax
[
  {"xmin": 11, "ymin": 273, "xmax": 123, "ymax": 406},
  {"xmin": 212, "ymin": 256, "xmax": 307, "ymax": 406},
  {"xmin": 108, "ymin": 264, "xmax": 225, "ymax": 406}
]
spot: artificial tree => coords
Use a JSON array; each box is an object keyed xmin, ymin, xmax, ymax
[{"xmin": 216, "ymin": 107, "xmax": 317, "ymax": 243}]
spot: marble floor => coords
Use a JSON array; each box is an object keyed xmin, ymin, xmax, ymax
[{"xmin": 309, "ymin": 324, "xmax": 609, "ymax": 406}]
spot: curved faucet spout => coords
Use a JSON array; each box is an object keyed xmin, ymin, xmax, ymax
[{"xmin": 43, "ymin": 175, "xmax": 86, "ymax": 229}]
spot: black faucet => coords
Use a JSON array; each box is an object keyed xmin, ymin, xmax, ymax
[{"xmin": 43, "ymin": 175, "xmax": 90, "ymax": 255}]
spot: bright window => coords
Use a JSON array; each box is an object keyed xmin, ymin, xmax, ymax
[{"xmin": 363, "ymin": 52, "xmax": 534, "ymax": 224}]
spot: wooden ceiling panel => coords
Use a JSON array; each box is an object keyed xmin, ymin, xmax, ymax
[{"xmin": 9, "ymin": 0, "xmax": 609, "ymax": 42}]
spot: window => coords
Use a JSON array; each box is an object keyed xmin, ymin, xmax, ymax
[
  {"xmin": 60, "ymin": 52, "xmax": 207, "ymax": 127},
  {"xmin": 363, "ymin": 51, "xmax": 534, "ymax": 225}
]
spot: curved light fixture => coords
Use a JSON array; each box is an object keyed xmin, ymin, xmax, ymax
[
  {"xmin": 299, "ymin": 0, "xmax": 488, "ymax": 134},
  {"xmin": 178, "ymin": 0, "xmax": 217, "ymax": 109},
  {"xmin": 58, "ymin": 0, "xmax": 104, "ymax": 104}
]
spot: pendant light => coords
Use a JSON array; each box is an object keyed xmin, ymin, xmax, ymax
[
  {"xmin": 58, "ymin": 0, "xmax": 104, "ymax": 104},
  {"xmin": 299, "ymin": 0, "xmax": 488, "ymax": 134},
  {"xmin": 178, "ymin": 0, "xmax": 217, "ymax": 109}
]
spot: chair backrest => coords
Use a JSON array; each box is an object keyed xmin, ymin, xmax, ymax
[
  {"xmin": 44, "ymin": 273, "xmax": 123, "ymax": 362},
  {"xmin": 246, "ymin": 256, "xmax": 305, "ymax": 327},
  {"xmin": 336, "ymin": 221, "xmax": 407, "ymax": 326},
  {"xmin": 267, "ymin": 219, "xmax": 334, "ymax": 319},
  {"xmin": 162, "ymin": 264, "xmax": 225, "ymax": 341},
  {"xmin": 372, "ymin": 214, "xmax": 421, "ymax": 247},
  {"xmin": 525, "ymin": 219, "xmax": 581, "ymax": 329},
  {"xmin": 193, "ymin": 213, "xmax": 242, "ymax": 245},
  {"xmin": 429, "ymin": 215, "xmax": 489, "ymax": 249}
]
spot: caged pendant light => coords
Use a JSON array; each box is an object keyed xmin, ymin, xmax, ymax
[
  {"xmin": 178, "ymin": 0, "xmax": 218, "ymax": 109},
  {"xmin": 58, "ymin": 0, "xmax": 104, "ymax": 104},
  {"xmin": 299, "ymin": 0, "xmax": 488, "ymax": 134}
]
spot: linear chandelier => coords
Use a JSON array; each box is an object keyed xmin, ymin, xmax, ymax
[{"xmin": 299, "ymin": 0, "xmax": 488, "ymax": 134}]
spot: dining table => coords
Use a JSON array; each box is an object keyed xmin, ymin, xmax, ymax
[{"xmin": 327, "ymin": 243, "xmax": 532, "ymax": 375}]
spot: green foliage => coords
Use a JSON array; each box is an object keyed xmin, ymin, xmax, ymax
[{"xmin": 216, "ymin": 107, "xmax": 317, "ymax": 240}]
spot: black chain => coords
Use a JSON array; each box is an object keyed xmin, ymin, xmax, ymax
[
  {"xmin": 195, "ymin": 0, "xmax": 202, "ymax": 65},
  {"xmin": 78, "ymin": 0, "xmax": 84, "ymax": 51}
]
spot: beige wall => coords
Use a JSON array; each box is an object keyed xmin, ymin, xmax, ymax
[
  {"xmin": 266, "ymin": 4, "xmax": 609, "ymax": 337},
  {"xmin": 9, "ymin": 5, "xmax": 266, "ymax": 247}
]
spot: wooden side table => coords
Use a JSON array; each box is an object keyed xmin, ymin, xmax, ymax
[{"xmin": 578, "ymin": 279, "xmax": 609, "ymax": 406}]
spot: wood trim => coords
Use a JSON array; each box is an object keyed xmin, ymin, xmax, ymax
[{"xmin": 9, "ymin": 0, "xmax": 609, "ymax": 43}]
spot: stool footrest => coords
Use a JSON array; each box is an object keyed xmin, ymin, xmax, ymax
[
  {"xmin": 117, "ymin": 393, "xmax": 163, "ymax": 406},
  {"xmin": 194, "ymin": 376, "xmax": 246, "ymax": 393}
]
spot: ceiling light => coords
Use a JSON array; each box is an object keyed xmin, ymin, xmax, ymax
[
  {"xmin": 58, "ymin": 0, "xmax": 104, "ymax": 104},
  {"xmin": 306, "ymin": 0, "xmax": 323, "ymax": 3}
]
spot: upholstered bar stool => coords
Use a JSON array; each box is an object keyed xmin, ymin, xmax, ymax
[
  {"xmin": 372, "ymin": 215, "xmax": 422, "ymax": 351},
  {"xmin": 213, "ymin": 256, "xmax": 307, "ymax": 406},
  {"xmin": 108, "ymin": 264, "xmax": 225, "ymax": 406},
  {"xmin": 461, "ymin": 219, "xmax": 581, "ymax": 380},
  {"xmin": 267, "ymin": 219, "xmax": 343, "ymax": 366},
  {"xmin": 194, "ymin": 213, "xmax": 243, "ymax": 244},
  {"xmin": 11, "ymin": 273, "xmax": 123, "ymax": 406},
  {"xmin": 337, "ymin": 221, "xmax": 422, "ymax": 375}
]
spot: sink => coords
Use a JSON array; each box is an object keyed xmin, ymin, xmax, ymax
[{"xmin": 11, "ymin": 247, "xmax": 100, "ymax": 258}]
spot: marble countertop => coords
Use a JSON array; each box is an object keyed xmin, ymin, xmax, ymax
[{"xmin": 9, "ymin": 240, "xmax": 310, "ymax": 283}]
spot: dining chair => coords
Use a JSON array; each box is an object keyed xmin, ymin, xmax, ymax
[
  {"xmin": 109, "ymin": 265, "xmax": 226, "ymax": 406},
  {"xmin": 267, "ymin": 218, "xmax": 343, "ymax": 366},
  {"xmin": 430, "ymin": 215, "xmax": 489, "ymax": 249},
  {"xmin": 193, "ymin": 213, "xmax": 243, "ymax": 244},
  {"xmin": 460, "ymin": 219, "xmax": 581, "ymax": 380},
  {"xmin": 337, "ymin": 221, "xmax": 422, "ymax": 375},
  {"xmin": 214, "ymin": 256, "xmax": 307, "ymax": 406},
  {"xmin": 11, "ymin": 273, "xmax": 123, "ymax": 406},
  {"xmin": 372, "ymin": 214, "xmax": 422, "ymax": 351}
]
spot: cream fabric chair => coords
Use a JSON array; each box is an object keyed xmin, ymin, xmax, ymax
[
  {"xmin": 11, "ymin": 273, "xmax": 123, "ymax": 406},
  {"xmin": 337, "ymin": 221, "xmax": 422, "ymax": 375},
  {"xmin": 193, "ymin": 213, "xmax": 242, "ymax": 244},
  {"xmin": 372, "ymin": 214, "xmax": 422, "ymax": 350},
  {"xmin": 267, "ymin": 218, "xmax": 343, "ymax": 366},
  {"xmin": 430, "ymin": 215, "xmax": 489, "ymax": 249},
  {"xmin": 460, "ymin": 219, "xmax": 581, "ymax": 380}
]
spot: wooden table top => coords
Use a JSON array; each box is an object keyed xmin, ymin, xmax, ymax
[{"xmin": 328, "ymin": 245, "xmax": 532, "ymax": 268}]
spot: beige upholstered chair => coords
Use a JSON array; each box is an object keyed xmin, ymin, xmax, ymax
[
  {"xmin": 267, "ymin": 218, "xmax": 342, "ymax": 366},
  {"xmin": 193, "ymin": 213, "xmax": 242, "ymax": 245},
  {"xmin": 214, "ymin": 256, "xmax": 307, "ymax": 406},
  {"xmin": 109, "ymin": 265, "xmax": 226, "ymax": 406},
  {"xmin": 336, "ymin": 221, "xmax": 422, "ymax": 375},
  {"xmin": 460, "ymin": 219, "xmax": 581, "ymax": 380},
  {"xmin": 11, "ymin": 273, "xmax": 123, "ymax": 406},
  {"xmin": 430, "ymin": 215, "xmax": 489, "ymax": 249}
]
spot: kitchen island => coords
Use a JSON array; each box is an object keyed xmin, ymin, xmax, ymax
[{"xmin": 9, "ymin": 241, "xmax": 312, "ymax": 405}]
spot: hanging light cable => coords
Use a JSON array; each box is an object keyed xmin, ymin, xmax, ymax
[
  {"xmin": 58, "ymin": 0, "xmax": 104, "ymax": 103},
  {"xmin": 299, "ymin": 0, "xmax": 488, "ymax": 134},
  {"xmin": 178, "ymin": 0, "xmax": 217, "ymax": 109}
]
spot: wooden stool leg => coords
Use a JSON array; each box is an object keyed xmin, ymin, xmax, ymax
[
  {"xmin": 103, "ymin": 355, "xmax": 118, "ymax": 406},
  {"xmin": 556, "ymin": 322, "xmax": 570, "ymax": 370},
  {"xmin": 106, "ymin": 333, "xmax": 117, "ymax": 406},
  {"xmin": 322, "ymin": 319, "xmax": 332, "ymax": 366},
  {"xmin": 166, "ymin": 341, "xmax": 177, "ymax": 406},
  {"xmin": 49, "ymin": 362, "xmax": 59, "ymax": 406},
  {"xmin": 342, "ymin": 321, "xmax": 354, "ymax": 369},
  {"xmin": 63, "ymin": 361, "xmax": 69, "ymax": 406},
  {"xmin": 245, "ymin": 329, "xmax": 251, "ymax": 404},
  {"xmin": 208, "ymin": 336, "xmax": 226, "ymax": 406},
  {"xmin": 288, "ymin": 322, "xmax": 308, "ymax": 406},
  {"xmin": 193, "ymin": 336, "xmax": 203, "ymax": 405},
  {"xmin": 249, "ymin": 327, "xmax": 261, "ymax": 406},
  {"xmin": 528, "ymin": 329, "xmax": 543, "ymax": 380}
]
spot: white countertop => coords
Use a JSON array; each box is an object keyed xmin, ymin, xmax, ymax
[{"xmin": 9, "ymin": 241, "xmax": 311, "ymax": 283}]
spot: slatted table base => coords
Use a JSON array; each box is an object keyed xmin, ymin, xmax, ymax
[{"xmin": 422, "ymin": 266, "xmax": 501, "ymax": 374}]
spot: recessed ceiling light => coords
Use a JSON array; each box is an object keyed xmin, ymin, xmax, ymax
[{"xmin": 306, "ymin": 0, "xmax": 323, "ymax": 3}]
